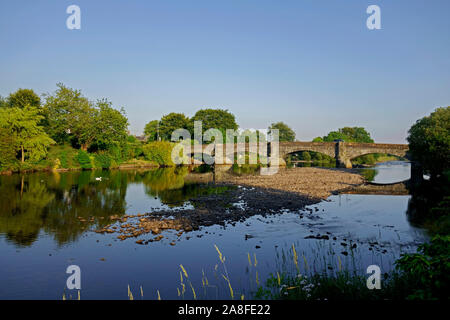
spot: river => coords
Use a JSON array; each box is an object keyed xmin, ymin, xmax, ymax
[{"xmin": 0, "ymin": 162, "xmax": 428, "ymax": 299}]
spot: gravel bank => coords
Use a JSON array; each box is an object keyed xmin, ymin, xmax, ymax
[{"xmin": 222, "ymin": 167, "xmax": 365, "ymax": 199}]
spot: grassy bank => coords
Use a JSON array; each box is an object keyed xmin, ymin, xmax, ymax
[{"xmin": 0, "ymin": 144, "xmax": 162, "ymax": 174}]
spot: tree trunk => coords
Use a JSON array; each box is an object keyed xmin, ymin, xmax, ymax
[
  {"xmin": 20, "ymin": 175, "xmax": 24, "ymax": 197},
  {"xmin": 21, "ymin": 145, "xmax": 24, "ymax": 163},
  {"xmin": 81, "ymin": 144, "xmax": 88, "ymax": 151}
]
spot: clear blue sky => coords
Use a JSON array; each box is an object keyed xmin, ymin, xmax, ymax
[{"xmin": 1, "ymin": 0, "xmax": 449, "ymax": 143}]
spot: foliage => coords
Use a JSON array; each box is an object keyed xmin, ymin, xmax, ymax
[
  {"xmin": 43, "ymin": 83, "xmax": 94, "ymax": 145},
  {"xmin": 94, "ymin": 152, "xmax": 112, "ymax": 169},
  {"xmin": 6, "ymin": 89, "xmax": 41, "ymax": 109},
  {"xmin": 192, "ymin": 109, "xmax": 238, "ymax": 141},
  {"xmin": 106, "ymin": 144, "xmax": 123, "ymax": 165},
  {"xmin": 256, "ymin": 271, "xmax": 378, "ymax": 300},
  {"xmin": 0, "ymin": 105, "xmax": 55, "ymax": 163},
  {"xmin": 268, "ymin": 122, "xmax": 296, "ymax": 142},
  {"xmin": 407, "ymin": 106, "xmax": 450, "ymax": 177},
  {"xmin": 315, "ymin": 127, "xmax": 374, "ymax": 143},
  {"xmin": 238, "ymin": 129, "xmax": 266, "ymax": 143},
  {"xmin": 76, "ymin": 150, "xmax": 93, "ymax": 169},
  {"xmin": 0, "ymin": 96, "xmax": 7, "ymax": 108},
  {"xmin": 92, "ymin": 99, "xmax": 129, "ymax": 150},
  {"xmin": 301, "ymin": 151, "xmax": 311, "ymax": 161},
  {"xmin": 142, "ymin": 141, "xmax": 175, "ymax": 166},
  {"xmin": 125, "ymin": 135, "xmax": 144, "ymax": 159},
  {"xmin": 395, "ymin": 235, "xmax": 450, "ymax": 300},
  {"xmin": 0, "ymin": 127, "xmax": 17, "ymax": 170},
  {"xmin": 144, "ymin": 120, "xmax": 159, "ymax": 142},
  {"xmin": 158, "ymin": 113, "xmax": 190, "ymax": 141},
  {"xmin": 46, "ymin": 144, "xmax": 80, "ymax": 169},
  {"xmin": 43, "ymin": 84, "xmax": 129, "ymax": 151}
]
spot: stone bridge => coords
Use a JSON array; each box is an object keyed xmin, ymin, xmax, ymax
[
  {"xmin": 194, "ymin": 141, "xmax": 409, "ymax": 168},
  {"xmin": 277, "ymin": 141, "xmax": 410, "ymax": 168}
]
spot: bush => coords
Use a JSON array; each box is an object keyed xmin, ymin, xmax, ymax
[
  {"xmin": 302, "ymin": 151, "xmax": 311, "ymax": 161},
  {"xmin": 94, "ymin": 152, "xmax": 112, "ymax": 169},
  {"xmin": 395, "ymin": 235, "xmax": 450, "ymax": 300},
  {"xmin": 76, "ymin": 150, "xmax": 93, "ymax": 169},
  {"xmin": 142, "ymin": 141, "xmax": 175, "ymax": 166},
  {"xmin": 314, "ymin": 153, "xmax": 323, "ymax": 161},
  {"xmin": 60, "ymin": 151, "xmax": 69, "ymax": 168},
  {"xmin": 107, "ymin": 144, "xmax": 123, "ymax": 164}
]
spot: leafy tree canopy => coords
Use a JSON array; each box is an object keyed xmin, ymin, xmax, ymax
[
  {"xmin": 44, "ymin": 84, "xmax": 129, "ymax": 151},
  {"xmin": 0, "ymin": 127, "xmax": 16, "ymax": 169},
  {"xmin": 43, "ymin": 83, "xmax": 92, "ymax": 144},
  {"xmin": 191, "ymin": 109, "xmax": 238, "ymax": 135},
  {"xmin": 93, "ymin": 99, "xmax": 129, "ymax": 149},
  {"xmin": 314, "ymin": 127, "xmax": 374, "ymax": 143},
  {"xmin": 159, "ymin": 112, "xmax": 190, "ymax": 141},
  {"xmin": 407, "ymin": 106, "xmax": 450, "ymax": 176},
  {"xmin": 0, "ymin": 106, "xmax": 55, "ymax": 163},
  {"xmin": 268, "ymin": 122, "xmax": 296, "ymax": 142},
  {"xmin": 144, "ymin": 120, "xmax": 159, "ymax": 142},
  {"xmin": 7, "ymin": 89, "xmax": 41, "ymax": 109}
]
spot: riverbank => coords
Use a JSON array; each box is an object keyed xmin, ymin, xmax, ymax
[{"xmin": 222, "ymin": 167, "xmax": 365, "ymax": 199}]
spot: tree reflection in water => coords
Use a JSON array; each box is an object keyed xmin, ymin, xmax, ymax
[{"xmin": 0, "ymin": 167, "xmax": 205, "ymax": 247}]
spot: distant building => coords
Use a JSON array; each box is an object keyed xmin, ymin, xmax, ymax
[{"xmin": 134, "ymin": 135, "xmax": 147, "ymax": 142}]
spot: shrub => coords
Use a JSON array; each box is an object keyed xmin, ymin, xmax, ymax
[
  {"xmin": 94, "ymin": 152, "xmax": 112, "ymax": 169},
  {"xmin": 76, "ymin": 150, "xmax": 93, "ymax": 169},
  {"xmin": 301, "ymin": 151, "xmax": 311, "ymax": 161},
  {"xmin": 60, "ymin": 151, "xmax": 69, "ymax": 168},
  {"xmin": 142, "ymin": 141, "xmax": 175, "ymax": 166},
  {"xmin": 395, "ymin": 235, "xmax": 450, "ymax": 300},
  {"xmin": 107, "ymin": 144, "xmax": 123, "ymax": 164},
  {"xmin": 314, "ymin": 153, "xmax": 323, "ymax": 161}
]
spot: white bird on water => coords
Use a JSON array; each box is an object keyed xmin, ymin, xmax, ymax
[{"xmin": 95, "ymin": 177, "xmax": 102, "ymax": 181}]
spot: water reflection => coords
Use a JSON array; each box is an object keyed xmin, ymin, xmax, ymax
[{"xmin": 0, "ymin": 168, "xmax": 205, "ymax": 247}]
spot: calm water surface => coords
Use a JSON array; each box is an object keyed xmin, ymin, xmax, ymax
[{"xmin": 0, "ymin": 163, "xmax": 427, "ymax": 299}]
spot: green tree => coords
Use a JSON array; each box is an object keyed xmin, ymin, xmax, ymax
[
  {"xmin": 0, "ymin": 106, "xmax": 55, "ymax": 163},
  {"xmin": 7, "ymin": 89, "xmax": 41, "ymax": 109},
  {"xmin": 144, "ymin": 120, "xmax": 160, "ymax": 142},
  {"xmin": 0, "ymin": 127, "xmax": 17, "ymax": 169},
  {"xmin": 159, "ymin": 113, "xmax": 190, "ymax": 141},
  {"xmin": 93, "ymin": 99, "xmax": 129, "ymax": 149},
  {"xmin": 321, "ymin": 127, "xmax": 374, "ymax": 143},
  {"xmin": 142, "ymin": 141, "xmax": 175, "ymax": 166},
  {"xmin": 125, "ymin": 135, "xmax": 144, "ymax": 159},
  {"xmin": 43, "ymin": 83, "xmax": 94, "ymax": 145},
  {"xmin": 407, "ymin": 106, "xmax": 450, "ymax": 177},
  {"xmin": 238, "ymin": 129, "xmax": 266, "ymax": 143},
  {"xmin": 0, "ymin": 96, "xmax": 7, "ymax": 108},
  {"xmin": 191, "ymin": 109, "xmax": 238, "ymax": 138},
  {"xmin": 339, "ymin": 127, "xmax": 374, "ymax": 143},
  {"xmin": 312, "ymin": 137, "xmax": 324, "ymax": 142},
  {"xmin": 268, "ymin": 122, "xmax": 296, "ymax": 142},
  {"xmin": 44, "ymin": 84, "xmax": 129, "ymax": 151},
  {"xmin": 302, "ymin": 151, "xmax": 311, "ymax": 161}
]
